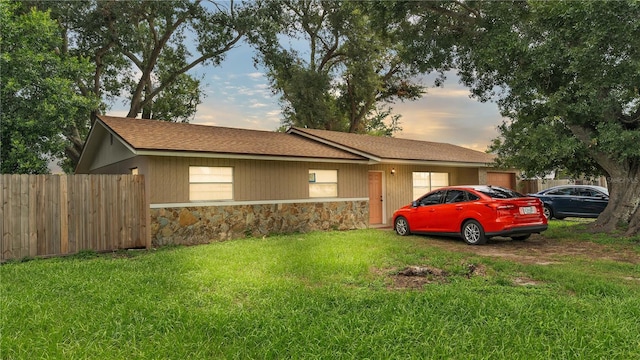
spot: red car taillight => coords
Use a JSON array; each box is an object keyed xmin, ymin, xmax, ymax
[{"xmin": 486, "ymin": 203, "xmax": 516, "ymax": 217}]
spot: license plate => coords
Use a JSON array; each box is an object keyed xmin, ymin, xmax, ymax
[{"xmin": 520, "ymin": 206, "xmax": 537, "ymax": 215}]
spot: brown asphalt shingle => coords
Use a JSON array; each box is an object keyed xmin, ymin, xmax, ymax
[
  {"xmin": 97, "ymin": 116, "xmax": 366, "ymax": 160},
  {"xmin": 97, "ymin": 115, "xmax": 494, "ymax": 164},
  {"xmin": 290, "ymin": 127, "xmax": 496, "ymax": 164}
]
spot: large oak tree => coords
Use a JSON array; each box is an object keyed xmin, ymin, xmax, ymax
[
  {"xmin": 248, "ymin": 0, "xmax": 449, "ymax": 135},
  {"xmin": 24, "ymin": 0, "xmax": 256, "ymax": 170},
  {"xmin": 452, "ymin": 1, "xmax": 640, "ymax": 235},
  {"xmin": 377, "ymin": 1, "xmax": 639, "ymax": 236},
  {"xmin": 1, "ymin": 3, "xmax": 98, "ymax": 173}
]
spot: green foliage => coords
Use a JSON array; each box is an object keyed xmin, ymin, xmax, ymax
[
  {"xmin": 420, "ymin": 0, "xmax": 640, "ymax": 233},
  {"xmin": 454, "ymin": 1, "xmax": 640, "ymax": 180},
  {"xmin": 489, "ymin": 116, "xmax": 602, "ymax": 179},
  {"xmin": 249, "ymin": 0, "xmax": 427, "ymax": 135},
  {"xmin": 22, "ymin": 0, "xmax": 256, "ymax": 168},
  {"xmin": 0, "ymin": 3, "xmax": 98, "ymax": 173}
]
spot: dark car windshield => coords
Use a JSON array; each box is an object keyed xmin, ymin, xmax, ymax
[{"xmin": 476, "ymin": 187, "xmax": 524, "ymax": 199}]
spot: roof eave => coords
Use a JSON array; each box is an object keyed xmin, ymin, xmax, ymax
[
  {"xmin": 75, "ymin": 118, "xmax": 138, "ymax": 173},
  {"xmin": 378, "ymin": 158, "xmax": 496, "ymax": 168},
  {"xmin": 287, "ymin": 127, "xmax": 381, "ymax": 162},
  {"xmin": 74, "ymin": 121, "xmax": 101, "ymax": 174},
  {"xmin": 134, "ymin": 149, "xmax": 370, "ymax": 164}
]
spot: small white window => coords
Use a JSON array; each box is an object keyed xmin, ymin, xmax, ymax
[
  {"xmin": 189, "ymin": 166, "xmax": 233, "ymax": 201},
  {"xmin": 309, "ymin": 169, "xmax": 338, "ymax": 198},
  {"xmin": 412, "ymin": 172, "xmax": 449, "ymax": 200},
  {"xmin": 130, "ymin": 167, "xmax": 139, "ymax": 175}
]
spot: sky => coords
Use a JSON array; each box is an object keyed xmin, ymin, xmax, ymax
[{"xmin": 110, "ymin": 42, "xmax": 505, "ymax": 153}]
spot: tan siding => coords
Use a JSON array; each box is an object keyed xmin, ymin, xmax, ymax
[
  {"xmin": 343, "ymin": 163, "xmax": 368, "ymax": 198},
  {"xmin": 234, "ymin": 159, "xmax": 310, "ymax": 201},
  {"xmin": 144, "ymin": 157, "xmax": 367, "ymax": 204},
  {"xmin": 86, "ymin": 153, "xmax": 490, "ymax": 227},
  {"xmin": 453, "ymin": 167, "xmax": 481, "ymax": 186}
]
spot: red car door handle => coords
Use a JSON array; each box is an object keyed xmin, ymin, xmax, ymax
[{"xmin": 456, "ymin": 206, "xmax": 463, "ymax": 210}]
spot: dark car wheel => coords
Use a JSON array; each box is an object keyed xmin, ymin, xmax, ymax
[
  {"xmin": 462, "ymin": 220, "xmax": 487, "ymax": 245},
  {"xmin": 394, "ymin": 216, "xmax": 411, "ymax": 236},
  {"xmin": 511, "ymin": 234, "xmax": 531, "ymax": 241},
  {"xmin": 543, "ymin": 205, "xmax": 553, "ymax": 220}
]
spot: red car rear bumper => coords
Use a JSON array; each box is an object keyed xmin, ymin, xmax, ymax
[{"xmin": 485, "ymin": 224, "xmax": 548, "ymax": 237}]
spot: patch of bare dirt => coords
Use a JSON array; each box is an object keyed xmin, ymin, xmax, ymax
[
  {"xmin": 513, "ymin": 277, "xmax": 543, "ymax": 286},
  {"xmin": 410, "ymin": 233, "xmax": 640, "ymax": 265},
  {"xmin": 377, "ymin": 229, "xmax": 639, "ymax": 290},
  {"xmin": 385, "ymin": 263, "xmax": 488, "ymax": 290}
]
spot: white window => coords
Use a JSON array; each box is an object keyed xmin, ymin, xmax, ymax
[
  {"xmin": 189, "ymin": 166, "xmax": 233, "ymax": 201},
  {"xmin": 130, "ymin": 167, "xmax": 139, "ymax": 175},
  {"xmin": 309, "ymin": 169, "xmax": 338, "ymax": 198},
  {"xmin": 412, "ymin": 172, "xmax": 449, "ymax": 200}
]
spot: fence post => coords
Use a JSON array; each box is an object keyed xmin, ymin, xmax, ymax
[
  {"xmin": 60, "ymin": 175, "xmax": 69, "ymax": 254},
  {"xmin": 1, "ymin": 175, "xmax": 7, "ymax": 261},
  {"xmin": 142, "ymin": 175, "xmax": 151, "ymax": 249}
]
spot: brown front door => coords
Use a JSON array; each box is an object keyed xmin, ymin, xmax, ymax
[{"xmin": 368, "ymin": 171, "xmax": 383, "ymax": 224}]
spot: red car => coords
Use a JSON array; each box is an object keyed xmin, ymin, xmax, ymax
[{"xmin": 392, "ymin": 185, "xmax": 548, "ymax": 245}]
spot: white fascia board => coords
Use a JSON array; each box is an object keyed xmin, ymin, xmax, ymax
[
  {"xmin": 151, "ymin": 197, "xmax": 370, "ymax": 209},
  {"xmin": 75, "ymin": 122, "xmax": 102, "ymax": 173},
  {"xmin": 134, "ymin": 150, "xmax": 370, "ymax": 164},
  {"xmin": 378, "ymin": 158, "xmax": 494, "ymax": 168},
  {"xmin": 287, "ymin": 128, "xmax": 381, "ymax": 162},
  {"xmin": 132, "ymin": 150, "xmax": 491, "ymax": 167}
]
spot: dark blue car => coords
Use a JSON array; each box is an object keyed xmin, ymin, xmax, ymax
[{"xmin": 529, "ymin": 185, "xmax": 609, "ymax": 220}]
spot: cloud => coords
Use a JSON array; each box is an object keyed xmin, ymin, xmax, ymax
[
  {"xmin": 393, "ymin": 87, "xmax": 503, "ymax": 151},
  {"xmin": 247, "ymin": 72, "xmax": 265, "ymax": 80},
  {"xmin": 166, "ymin": 53, "xmax": 505, "ymax": 150},
  {"xmin": 249, "ymin": 101, "xmax": 269, "ymax": 108},
  {"xmin": 195, "ymin": 103, "xmax": 264, "ymax": 130},
  {"xmin": 425, "ymin": 88, "xmax": 473, "ymax": 98}
]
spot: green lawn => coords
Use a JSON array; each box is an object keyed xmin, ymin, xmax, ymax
[{"xmin": 2, "ymin": 224, "xmax": 639, "ymax": 359}]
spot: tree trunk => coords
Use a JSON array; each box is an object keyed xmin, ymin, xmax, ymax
[
  {"xmin": 64, "ymin": 134, "xmax": 84, "ymax": 172},
  {"xmin": 591, "ymin": 164, "xmax": 640, "ymax": 237},
  {"xmin": 567, "ymin": 124, "xmax": 640, "ymax": 237}
]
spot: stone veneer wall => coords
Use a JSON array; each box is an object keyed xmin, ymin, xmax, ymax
[{"xmin": 150, "ymin": 200, "xmax": 369, "ymax": 246}]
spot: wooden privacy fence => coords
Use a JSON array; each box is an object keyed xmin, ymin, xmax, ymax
[{"xmin": 1, "ymin": 174, "xmax": 149, "ymax": 261}]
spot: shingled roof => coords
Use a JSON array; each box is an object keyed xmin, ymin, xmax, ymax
[
  {"xmin": 96, "ymin": 115, "xmax": 366, "ymax": 161},
  {"xmin": 82, "ymin": 115, "xmax": 495, "ymax": 169},
  {"xmin": 288, "ymin": 127, "xmax": 495, "ymax": 164}
]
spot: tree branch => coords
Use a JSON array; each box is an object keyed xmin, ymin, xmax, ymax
[
  {"xmin": 127, "ymin": 11, "xmax": 191, "ymax": 117},
  {"xmin": 138, "ymin": 32, "xmax": 245, "ymax": 111}
]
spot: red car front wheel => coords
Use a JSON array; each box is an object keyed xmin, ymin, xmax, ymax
[{"xmin": 394, "ymin": 216, "xmax": 411, "ymax": 236}]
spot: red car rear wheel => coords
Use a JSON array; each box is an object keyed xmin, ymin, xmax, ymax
[{"xmin": 462, "ymin": 220, "xmax": 487, "ymax": 245}]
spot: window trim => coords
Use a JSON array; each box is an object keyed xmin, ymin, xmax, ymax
[
  {"xmin": 309, "ymin": 169, "xmax": 338, "ymax": 198},
  {"xmin": 189, "ymin": 166, "xmax": 234, "ymax": 201},
  {"xmin": 412, "ymin": 171, "xmax": 449, "ymax": 200}
]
